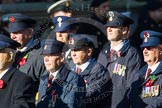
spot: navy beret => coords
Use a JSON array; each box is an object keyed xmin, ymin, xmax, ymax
[
  {"xmin": 68, "ymin": 34, "xmax": 95, "ymax": 50},
  {"xmin": 42, "ymin": 39, "xmax": 64, "ymax": 55},
  {"xmin": 0, "ymin": 34, "xmax": 21, "ymax": 50},
  {"xmin": 7, "ymin": 14, "xmax": 36, "ymax": 32},
  {"xmin": 52, "ymin": 16, "xmax": 72, "ymax": 32},
  {"xmin": 140, "ymin": 30, "xmax": 162, "ymax": 47},
  {"xmin": 91, "ymin": 0, "xmax": 108, "ymax": 7},
  {"xmin": 0, "ymin": 13, "xmax": 21, "ymax": 28},
  {"xmin": 105, "ymin": 11, "xmax": 134, "ymax": 27}
]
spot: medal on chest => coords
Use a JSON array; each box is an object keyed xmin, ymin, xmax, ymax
[
  {"xmin": 49, "ymin": 90, "xmax": 57, "ymax": 107},
  {"xmin": 113, "ymin": 63, "xmax": 127, "ymax": 76},
  {"xmin": 142, "ymin": 75, "xmax": 160, "ymax": 98},
  {"xmin": 142, "ymin": 85, "xmax": 160, "ymax": 98}
]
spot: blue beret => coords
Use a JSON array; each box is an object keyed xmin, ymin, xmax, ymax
[
  {"xmin": 105, "ymin": 11, "xmax": 134, "ymax": 27},
  {"xmin": 91, "ymin": 0, "xmax": 108, "ymax": 7},
  {"xmin": 140, "ymin": 30, "xmax": 162, "ymax": 47},
  {"xmin": 0, "ymin": 13, "xmax": 21, "ymax": 28},
  {"xmin": 0, "ymin": 34, "xmax": 21, "ymax": 50},
  {"xmin": 42, "ymin": 39, "xmax": 64, "ymax": 55},
  {"xmin": 7, "ymin": 14, "xmax": 36, "ymax": 32},
  {"xmin": 52, "ymin": 16, "xmax": 72, "ymax": 32},
  {"xmin": 68, "ymin": 34, "xmax": 94, "ymax": 50}
]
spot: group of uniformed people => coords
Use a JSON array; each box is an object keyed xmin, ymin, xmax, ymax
[{"xmin": 1, "ymin": 0, "xmax": 162, "ymax": 108}]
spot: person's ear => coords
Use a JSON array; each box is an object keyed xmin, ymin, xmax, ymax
[
  {"xmin": 7, "ymin": 51, "xmax": 14, "ymax": 63},
  {"xmin": 87, "ymin": 47, "xmax": 93, "ymax": 56},
  {"xmin": 122, "ymin": 27, "xmax": 128, "ymax": 34},
  {"xmin": 60, "ymin": 53, "xmax": 65, "ymax": 63}
]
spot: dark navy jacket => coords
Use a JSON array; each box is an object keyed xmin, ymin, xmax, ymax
[
  {"xmin": 74, "ymin": 58, "xmax": 112, "ymax": 108},
  {"xmin": 97, "ymin": 40, "xmax": 143, "ymax": 108},
  {"xmin": 129, "ymin": 62, "xmax": 162, "ymax": 108},
  {"xmin": 37, "ymin": 65, "xmax": 85, "ymax": 108}
]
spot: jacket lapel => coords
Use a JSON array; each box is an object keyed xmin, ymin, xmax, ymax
[{"xmin": 80, "ymin": 59, "xmax": 96, "ymax": 76}]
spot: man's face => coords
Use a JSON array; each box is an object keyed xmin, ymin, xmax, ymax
[
  {"xmin": 56, "ymin": 31, "xmax": 69, "ymax": 43},
  {"xmin": 71, "ymin": 47, "xmax": 92, "ymax": 65},
  {"xmin": 43, "ymin": 53, "xmax": 63, "ymax": 73},
  {"xmin": 94, "ymin": 1, "xmax": 109, "ymax": 16},
  {"xmin": 150, "ymin": 7, "xmax": 162, "ymax": 22},
  {"xmin": 107, "ymin": 27, "xmax": 123, "ymax": 41},
  {"xmin": 0, "ymin": 48, "xmax": 12, "ymax": 71},
  {"xmin": 142, "ymin": 45, "xmax": 161, "ymax": 66},
  {"xmin": 10, "ymin": 28, "xmax": 32, "ymax": 48}
]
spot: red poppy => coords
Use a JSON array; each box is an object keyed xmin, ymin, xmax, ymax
[
  {"xmin": 18, "ymin": 58, "xmax": 27, "ymax": 66},
  {"xmin": 51, "ymin": 90, "xmax": 56, "ymax": 95},
  {"xmin": 145, "ymin": 79, "xmax": 154, "ymax": 87},
  {"xmin": 0, "ymin": 80, "xmax": 5, "ymax": 89},
  {"xmin": 17, "ymin": 53, "xmax": 29, "ymax": 66},
  {"xmin": 9, "ymin": 16, "xmax": 15, "ymax": 23}
]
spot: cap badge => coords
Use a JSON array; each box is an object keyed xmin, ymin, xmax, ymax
[
  {"xmin": 69, "ymin": 38, "xmax": 74, "ymax": 45},
  {"xmin": 9, "ymin": 16, "xmax": 15, "ymax": 23},
  {"xmin": 57, "ymin": 17, "xmax": 62, "ymax": 27},
  {"xmin": 109, "ymin": 11, "xmax": 114, "ymax": 22},
  {"xmin": 144, "ymin": 32, "xmax": 150, "ymax": 42},
  {"xmin": 44, "ymin": 45, "xmax": 48, "ymax": 50},
  {"xmin": 66, "ymin": 0, "xmax": 70, "ymax": 7}
]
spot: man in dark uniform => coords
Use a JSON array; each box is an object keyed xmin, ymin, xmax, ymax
[
  {"xmin": 37, "ymin": 39, "xmax": 85, "ymax": 108},
  {"xmin": 68, "ymin": 34, "xmax": 112, "ymax": 108},
  {"xmin": 129, "ymin": 30, "xmax": 162, "ymax": 108},
  {"xmin": 90, "ymin": 0, "xmax": 109, "ymax": 24},
  {"xmin": 41, "ymin": 0, "xmax": 72, "ymax": 40},
  {"xmin": 97, "ymin": 11, "xmax": 143, "ymax": 108},
  {"xmin": 131, "ymin": 0, "xmax": 162, "ymax": 49},
  {"xmin": 47, "ymin": 0, "xmax": 72, "ymax": 18},
  {"xmin": 0, "ymin": 34, "xmax": 35, "ymax": 108},
  {"xmin": 7, "ymin": 14, "xmax": 46, "ymax": 95},
  {"xmin": 76, "ymin": 0, "xmax": 109, "ymax": 59}
]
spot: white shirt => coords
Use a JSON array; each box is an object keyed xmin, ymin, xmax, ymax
[
  {"xmin": 148, "ymin": 62, "xmax": 160, "ymax": 74},
  {"xmin": 76, "ymin": 58, "xmax": 91, "ymax": 73},
  {"xmin": 111, "ymin": 41, "xmax": 124, "ymax": 52},
  {"xmin": 19, "ymin": 38, "xmax": 34, "ymax": 52},
  {"xmin": 49, "ymin": 66, "xmax": 62, "ymax": 81},
  {"xmin": 0, "ymin": 67, "xmax": 10, "ymax": 79}
]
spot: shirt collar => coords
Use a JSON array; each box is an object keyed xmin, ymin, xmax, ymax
[
  {"xmin": 19, "ymin": 38, "xmax": 34, "ymax": 52},
  {"xmin": 49, "ymin": 66, "xmax": 62, "ymax": 79},
  {"xmin": 148, "ymin": 62, "xmax": 160, "ymax": 74},
  {"xmin": 111, "ymin": 41, "xmax": 124, "ymax": 52},
  {"xmin": 0, "ymin": 66, "xmax": 11, "ymax": 79},
  {"xmin": 76, "ymin": 58, "xmax": 92, "ymax": 72}
]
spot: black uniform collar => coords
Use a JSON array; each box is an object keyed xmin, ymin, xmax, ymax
[{"xmin": 1, "ymin": 66, "xmax": 16, "ymax": 82}]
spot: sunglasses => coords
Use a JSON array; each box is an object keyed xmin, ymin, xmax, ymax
[{"xmin": 141, "ymin": 46, "xmax": 158, "ymax": 51}]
